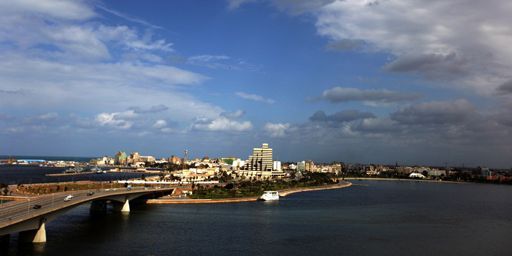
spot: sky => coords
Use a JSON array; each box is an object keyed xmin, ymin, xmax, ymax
[{"xmin": 1, "ymin": 0, "xmax": 512, "ymax": 168}]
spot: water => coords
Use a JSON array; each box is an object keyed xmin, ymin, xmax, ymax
[
  {"xmin": 4, "ymin": 180, "xmax": 512, "ymax": 256},
  {"xmin": 0, "ymin": 155, "xmax": 96, "ymax": 163},
  {"xmin": 0, "ymin": 166, "xmax": 146, "ymax": 185}
]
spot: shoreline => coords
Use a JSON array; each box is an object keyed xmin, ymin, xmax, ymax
[
  {"xmin": 146, "ymin": 181, "xmax": 352, "ymax": 205},
  {"xmin": 344, "ymin": 177, "xmax": 468, "ymax": 184}
]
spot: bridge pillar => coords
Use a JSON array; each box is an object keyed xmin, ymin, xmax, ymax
[
  {"xmin": 121, "ymin": 199, "xmax": 130, "ymax": 213},
  {"xmin": 18, "ymin": 219, "xmax": 46, "ymax": 244},
  {"xmin": 32, "ymin": 222, "xmax": 46, "ymax": 243}
]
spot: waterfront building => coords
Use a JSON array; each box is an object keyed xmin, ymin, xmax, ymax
[
  {"xmin": 273, "ymin": 161, "xmax": 282, "ymax": 172},
  {"xmin": 140, "ymin": 155, "xmax": 156, "ymax": 164},
  {"xmin": 155, "ymin": 158, "xmax": 168, "ymax": 164},
  {"xmin": 114, "ymin": 151, "xmax": 127, "ymax": 165},
  {"xmin": 127, "ymin": 152, "xmax": 140, "ymax": 164},
  {"xmin": 91, "ymin": 156, "xmax": 115, "ymax": 166},
  {"xmin": 428, "ymin": 168, "xmax": 447, "ymax": 177},
  {"xmin": 245, "ymin": 143, "xmax": 273, "ymax": 171},
  {"xmin": 480, "ymin": 167, "xmax": 492, "ymax": 177}
]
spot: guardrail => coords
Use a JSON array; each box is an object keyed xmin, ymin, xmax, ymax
[{"xmin": 0, "ymin": 187, "xmax": 173, "ymax": 228}]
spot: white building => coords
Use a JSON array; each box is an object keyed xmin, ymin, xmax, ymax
[
  {"xmin": 273, "ymin": 161, "xmax": 282, "ymax": 172},
  {"xmin": 232, "ymin": 159, "xmax": 246, "ymax": 170}
]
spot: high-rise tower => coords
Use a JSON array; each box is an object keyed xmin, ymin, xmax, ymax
[{"xmin": 245, "ymin": 143, "xmax": 273, "ymax": 171}]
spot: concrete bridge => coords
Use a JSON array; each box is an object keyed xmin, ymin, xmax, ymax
[{"xmin": 0, "ymin": 186, "xmax": 173, "ymax": 244}]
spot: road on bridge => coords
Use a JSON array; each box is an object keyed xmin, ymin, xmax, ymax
[{"xmin": 0, "ymin": 186, "xmax": 174, "ymax": 230}]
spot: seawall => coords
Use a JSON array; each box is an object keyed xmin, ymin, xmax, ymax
[{"xmin": 146, "ymin": 181, "xmax": 352, "ymax": 205}]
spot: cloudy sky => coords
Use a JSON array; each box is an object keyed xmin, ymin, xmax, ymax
[{"xmin": 1, "ymin": 0, "xmax": 512, "ymax": 168}]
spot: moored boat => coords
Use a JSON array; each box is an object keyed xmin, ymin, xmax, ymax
[{"xmin": 259, "ymin": 191, "xmax": 279, "ymax": 201}]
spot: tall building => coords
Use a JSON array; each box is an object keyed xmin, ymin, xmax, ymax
[
  {"xmin": 245, "ymin": 143, "xmax": 273, "ymax": 171},
  {"xmin": 305, "ymin": 160, "xmax": 316, "ymax": 172}
]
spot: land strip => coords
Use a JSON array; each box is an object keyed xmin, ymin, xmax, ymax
[{"xmin": 147, "ymin": 182, "xmax": 352, "ymax": 204}]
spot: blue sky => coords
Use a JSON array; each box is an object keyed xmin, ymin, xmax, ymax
[{"xmin": 1, "ymin": 0, "xmax": 512, "ymax": 168}]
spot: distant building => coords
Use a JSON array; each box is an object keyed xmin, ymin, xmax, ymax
[
  {"xmin": 297, "ymin": 161, "xmax": 306, "ymax": 172},
  {"xmin": 232, "ymin": 159, "xmax": 245, "ymax": 170},
  {"xmin": 168, "ymin": 155, "xmax": 181, "ymax": 165},
  {"xmin": 428, "ymin": 168, "xmax": 447, "ymax": 177},
  {"xmin": 91, "ymin": 156, "xmax": 114, "ymax": 166},
  {"xmin": 220, "ymin": 157, "xmax": 237, "ymax": 165},
  {"xmin": 305, "ymin": 160, "xmax": 316, "ymax": 172},
  {"xmin": 114, "ymin": 151, "xmax": 127, "ymax": 165},
  {"xmin": 128, "ymin": 152, "xmax": 140, "ymax": 164},
  {"xmin": 140, "ymin": 155, "xmax": 156, "ymax": 164},
  {"xmin": 480, "ymin": 167, "xmax": 492, "ymax": 177},
  {"xmin": 273, "ymin": 161, "xmax": 282, "ymax": 172},
  {"xmin": 245, "ymin": 143, "xmax": 273, "ymax": 171}
]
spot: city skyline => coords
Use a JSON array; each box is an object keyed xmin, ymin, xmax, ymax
[{"xmin": 1, "ymin": 1, "xmax": 512, "ymax": 168}]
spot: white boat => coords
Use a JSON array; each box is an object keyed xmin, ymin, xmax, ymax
[{"xmin": 259, "ymin": 191, "xmax": 279, "ymax": 201}]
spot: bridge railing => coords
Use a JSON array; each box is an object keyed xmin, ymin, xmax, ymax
[{"xmin": 0, "ymin": 187, "xmax": 174, "ymax": 228}]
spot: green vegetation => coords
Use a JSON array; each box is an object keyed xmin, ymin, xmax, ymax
[{"xmin": 190, "ymin": 172, "xmax": 338, "ymax": 199}]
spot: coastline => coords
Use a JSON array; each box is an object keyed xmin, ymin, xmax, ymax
[
  {"xmin": 146, "ymin": 181, "xmax": 352, "ymax": 205},
  {"xmin": 344, "ymin": 177, "xmax": 468, "ymax": 184}
]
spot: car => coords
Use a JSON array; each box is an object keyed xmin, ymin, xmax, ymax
[
  {"xmin": 64, "ymin": 195, "xmax": 74, "ymax": 201},
  {"xmin": 87, "ymin": 191, "xmax": 95, "ymax": 196},
  {"xmin": 33, "ymin": 204, "xmax": 42, "ymax": 209},
  {"xmin": 127, "ymin": 185, "xmax": 132, "ymax": 191}
]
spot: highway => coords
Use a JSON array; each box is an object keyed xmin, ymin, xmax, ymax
[{"xmin": 0, "ymin": 186, "xmax": 174, "ymax": 230}]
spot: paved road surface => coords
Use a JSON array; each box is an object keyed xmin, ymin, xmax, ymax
[{"xmin": 0, "ymin": 186, "xmax": 173, "ymax": 230}]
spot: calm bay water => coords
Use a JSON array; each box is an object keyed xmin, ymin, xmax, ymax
[
  {"xmin": 0, "ymin": 166, "xmax": 145, "ymax": 185},
  {"xmin": 4, "ymin": 180, "xmax": 512, "ymax": 256}
]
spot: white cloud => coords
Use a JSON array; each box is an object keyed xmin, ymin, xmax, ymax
[
  {"xmin": 153, "ymin": 119, "xmax": 167, "ymax": 129},
  {"xmin": 193, "ymin": 117, "xmax": 253, "ymax": 132},
  {"xmin": 315, "ymin": 0, "xmax": 512, "ymax": 94},
  {"xmin": 0, "ymin": 5, "xmax": 174, "ymax": 62},
  {"xmin": 95, "ymin": 110, "xmax": 136, "ymax": 130},
  {"xmin": 235, "ymin": 92, "xmax": 275, "ymax": 104},
  {"xmin": 0, "ymin": 54, "xmax": 210, "ymax": 115},
  {"xmin": 0, "ymin": 0, "xmax": 95, "ymax": 21},
  {"xmin": 264, "ymin": 122, "xmax": 291, "ymax": 137},
  {"xmin": 0, "ymin": 1, "xmax": 211, "ymax": 137}
]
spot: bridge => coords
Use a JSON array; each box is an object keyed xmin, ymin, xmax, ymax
[{"xmin": 0, "ymin": 186, "xmax": 174, "ymax": 244}]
